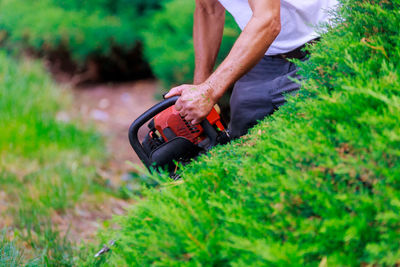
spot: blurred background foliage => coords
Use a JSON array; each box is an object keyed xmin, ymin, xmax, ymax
[{"xmin": 0, "ymin": 0, "xmax": 239, "ymax": 85}]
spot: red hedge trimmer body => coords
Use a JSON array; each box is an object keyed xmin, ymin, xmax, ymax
[{"xmin": 129, "ymin": 96, "xmax": 229, "ymax": 175}]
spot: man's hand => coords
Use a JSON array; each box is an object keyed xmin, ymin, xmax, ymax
[{"xmin": 165, "ymin": 83, "xmax": 216, "ymax": 125}]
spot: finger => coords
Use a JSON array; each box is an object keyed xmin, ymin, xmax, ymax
[
  {"xmin": 179, "ymin": 110, "xmax": 187, "ymax": 117},
  {"xmin": 184, "ymin": 114, "xmax": 194, "ymax": 123},
  {"xmin": 165, "ymin": 86, "xmax": 183, "ymax": 98},
  {"xmin": 175, "ymin": 99, "xmax": 183, "ymax": 111},
  {"xmin": 191, "ymin": 114, "xmax": 207, "ymax": 125},
  {"xmin": 191, "ymin": 118, "xmax": 201, "ymax": 125}
]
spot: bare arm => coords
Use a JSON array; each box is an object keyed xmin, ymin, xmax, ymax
[
  {"xmin": 166, "ymin": 0, "xmax": 281, "ymax": 125},
  {"xmin": 206, "ymin": 0, "xmax": 281, "ymax": 100},
  {"xmin": 193, "ymin": 0, "xmax": 225, "ymax": 84}
]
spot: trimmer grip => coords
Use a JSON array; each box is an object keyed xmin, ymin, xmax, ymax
[
  {"xmin": 129, "ymin": 96, "xmax": 179, "ymax": 168},
  {"xmin": 128, "ymin": 95, "xmax": 220, "ymax": 170}
]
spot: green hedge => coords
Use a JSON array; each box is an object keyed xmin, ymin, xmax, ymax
[
  {"xmin": 91, "ymin": 0, "xmax": 400, "ymax": 265},
  {"xmin": 0, "ymin": 0, "xmax": 164, "ymax": 63},
  {"xmin": 0, "ymin": 0, "xmax": 142, "ymax": 62}
]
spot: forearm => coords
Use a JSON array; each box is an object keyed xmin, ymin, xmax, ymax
[
  {"xmin": 193, "ymin": 1, "xmax": 225, "ymax": 84},
  {"xmin": 206, "ymin": 6, "xmax": 281, "ymax": 101}
]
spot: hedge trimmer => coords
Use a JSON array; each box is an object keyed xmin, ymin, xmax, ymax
[{"xmin": 128, "ymin": 95, "xmax": 230, "ymax": 177}]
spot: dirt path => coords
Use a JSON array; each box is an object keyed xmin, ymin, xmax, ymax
[
  {"xmin": 72, "ymin": 80, "xmax": 158, "ymax": 175},
  {"xmin": 54, "ymin": 80, "xmax": 159, "ymax": 243}
]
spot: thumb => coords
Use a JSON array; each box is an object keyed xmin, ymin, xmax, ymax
[{"xmin": 165, "ymin": 86, "xmax": 183, "ymax": 98}]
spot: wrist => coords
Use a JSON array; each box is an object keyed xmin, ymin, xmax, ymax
[
  {"xmin": 199, "ymin": 82, "xmax": 218, "ymax": 105},
  {"xmin": 194, "ymin": 67, "xmax": 213, "ymax": 85},
  {"xmin": 194, "ymin": 74, "xmax": 208, "ymax": 85},
  {"xmin": 204, "ymin": 73, "xmax": 230, "ymax": 103}
]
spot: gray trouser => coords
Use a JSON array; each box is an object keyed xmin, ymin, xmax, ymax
[{"xmin": 229, "ymin": 55, "xmax": 303, "ymax": 139}]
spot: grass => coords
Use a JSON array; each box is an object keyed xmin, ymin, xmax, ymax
[
  {"xmin": 0, "ymin": 232, "xmax": 26, "ymax": 266},
  {"xmin": 89, "ymin": 0, "xmax": 400, "ymax": 265},
  {"xmin": 0, "ymin": 50, "xmax": 121, "ymax": 265}
]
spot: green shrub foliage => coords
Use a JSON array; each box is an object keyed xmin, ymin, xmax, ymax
[
  {"xmin": 0, "ymin": 0, "xmax": 133, "ymax": 61},
  {"xmin": 0, "ymin": 0, "xmax": 163, "ymax": 62},
  {"xmin": 94, "ymin": 0, "xmax": 400, "ymax": 265},
  {"xmin": 50, "ymin": 0, "xmax": 162, "ymax": 16}
]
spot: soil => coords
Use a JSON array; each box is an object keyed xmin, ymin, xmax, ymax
[
  {"xmin": 56, "ymin": 80, "xmax": 159, "ymax": 243},
  {"xmin": 52, "ymin": 196, "xmax": 130, "ymax": 244},
  {"xmin": 72, "ymin": 80, "xmax": 158, "ymax": 174}
]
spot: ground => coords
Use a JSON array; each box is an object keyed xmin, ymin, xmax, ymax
[
  {"xmin": 72, "ymin": 80, "xmax": 158, "ymax": 174},
  {"xmin": 56, "ymin": 80, "xmax": 158, "ymax": 243}
]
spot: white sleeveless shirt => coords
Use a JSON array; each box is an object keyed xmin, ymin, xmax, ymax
[{"xmin": 218, "ymin": 0, "xmax": 338, "ymax": 55}]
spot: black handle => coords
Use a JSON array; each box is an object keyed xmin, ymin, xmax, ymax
[
  {"xmin": 129, "ymin": 96, "xmax": 179, "ymax": 168},
  {"xmin": 128, "ymin": 96, "xmax": 219, "ymax": 169}
]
